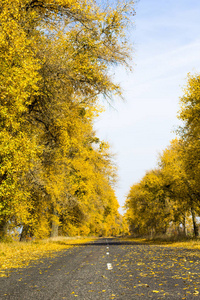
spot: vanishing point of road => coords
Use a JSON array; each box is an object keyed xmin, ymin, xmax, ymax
[{"xmin": 1, "ymin": 238, "xmax": 200, "ymax": 299}]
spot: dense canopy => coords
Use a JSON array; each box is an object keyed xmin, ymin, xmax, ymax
[{"xmin": 0, "ymin": 0, "xmax": 134, "ymax": 239}]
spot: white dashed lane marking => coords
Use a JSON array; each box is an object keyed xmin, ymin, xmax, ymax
[
  {"xmin": 107, "ymin": 263, "xmax": 113, "ymax": 270},
  {"xmin": 106, "ymin": 241, "xmax": 113, "ymax": 270}
]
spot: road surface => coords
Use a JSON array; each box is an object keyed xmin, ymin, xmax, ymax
[{"xmin": 1, "ymin": 238, "xmax": 200, "ymax": 299}]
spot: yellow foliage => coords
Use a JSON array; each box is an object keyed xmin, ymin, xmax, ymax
[{"xmin": 1, "ymin": 0, "xmax": 134, "ymax": 238}]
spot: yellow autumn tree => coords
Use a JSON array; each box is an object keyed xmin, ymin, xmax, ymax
[
  {"xmin": 176, "ymin": 73, "xmax": 200, "ymax": 236},
  {"xmin": 0, "ymin": 0, "xmax": 41, "ymax": 237},
  {"xmin": 125, "ymin": 138, "xmax": 200, "ymax": 237},
  {"xmin": 1, "ymin": 0, "xmax": 135, "ymax": 239},
  {"xmin": 158, "ymin": 139, "xmax": 200, "ymax": 236},
  {"xmin": 125, "ymin": 168, "xmax": 171, "ymax": 236}
]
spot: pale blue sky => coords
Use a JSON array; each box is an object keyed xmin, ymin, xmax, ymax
[{"xmin": 95, "ymin": 0, "xmax": 200, "ymax": 213}]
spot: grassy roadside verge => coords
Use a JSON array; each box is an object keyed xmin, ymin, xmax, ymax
[
  {"xmin": 0, "ymin": 237, "xmax": 96, "ymax": 277},
  {"xmin": 120, "ymin": 236, "xmax": 200, "ymax": 250}
]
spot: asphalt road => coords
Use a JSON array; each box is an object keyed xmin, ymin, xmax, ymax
[{"xmin": 1, "ymin": 238, "xmax": 200, "ymax": 299}]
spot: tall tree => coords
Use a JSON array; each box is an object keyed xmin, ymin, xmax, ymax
[
  {"xmin": 176, "ymin": 73, "xmax": 200, "ymax": 236},
  {"xmin": 1, "ymin": 0, "xmax": 135, "ymax": 238},
  {"xmin": 125, "ymin": 169, "xmax": 171, "ymax": 236},
  {"xmin": 0, "ymin": 0, "xmax": 41, "ymax": 237},
  {"xmin": 178, "ymin": 74, "xmax": 200, "ymax": 203},
  {"xmin": 159, "ymin": 139, "xmax": 198, "ymax": 236}
]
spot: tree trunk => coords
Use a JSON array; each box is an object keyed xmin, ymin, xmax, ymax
[
  {"xmin": 0, "ymin": 221, "xmax": 8, "ymax": 239},
  {"xmin": 191, "ymin": 207, "xmax": 198, "ymax": 237},
  {"xmin": 182, "ymin": 215, "xmax": 186, "ymax": 236},
  {"xmin": 50, "ymin": 207, "xmax": 59, "ymax": 237},
  {"xmin": 20, "ymin": 225, "xmax": 30, "ymax": 241}
]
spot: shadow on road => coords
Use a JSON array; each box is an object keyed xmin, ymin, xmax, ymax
[{"xmin": 52, "ymin": 239, "xmax": 145, "ymax": 247}]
